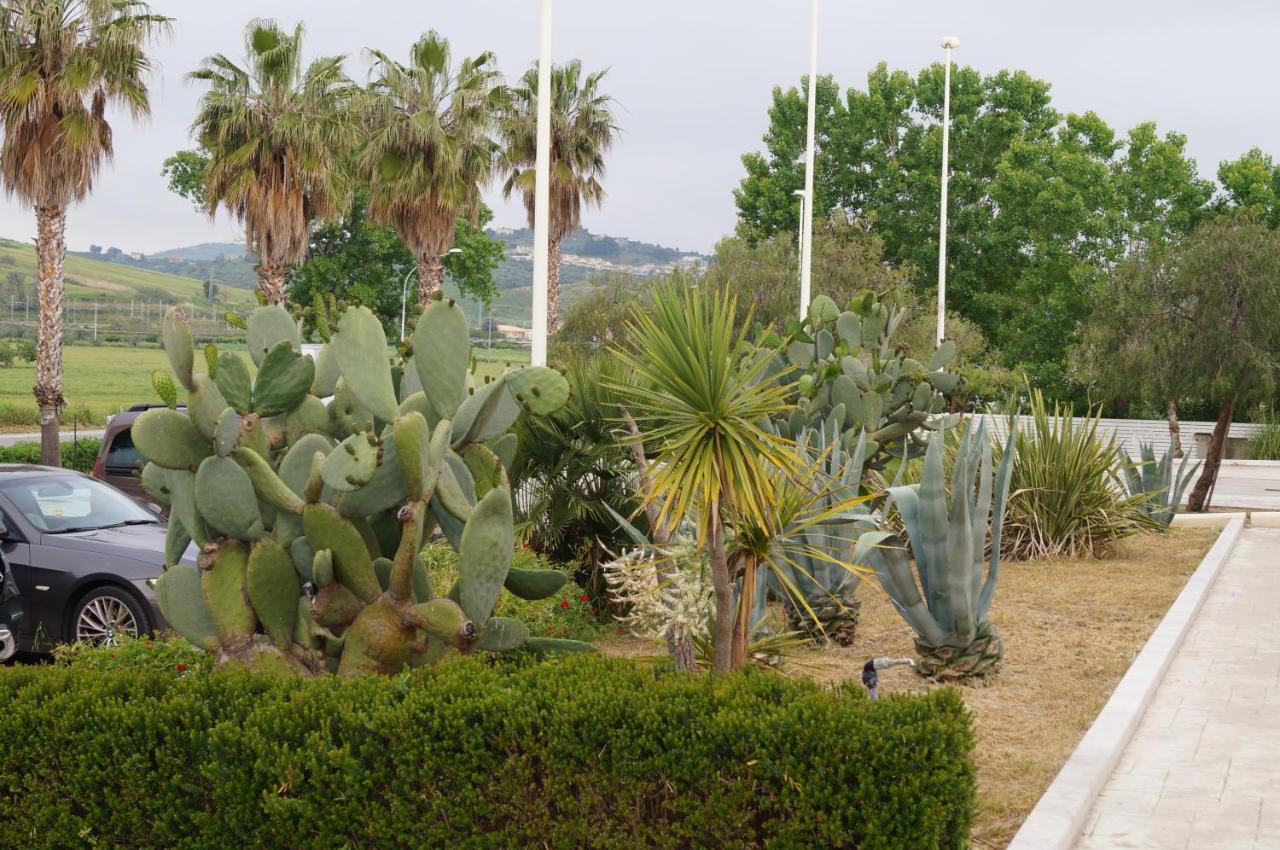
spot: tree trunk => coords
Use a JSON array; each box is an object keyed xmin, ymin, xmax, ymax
[
  {"xmin": 416, "ymin": 254, "xmax": 445, "ymax": 311},
  {"xmin": 1187, "ymin": 393, "xmax": 1234, "ymax": 512},
  {"xmin": 33, "ymin": 206, "xmax": 66, "ymax": 467},
  {"xmin": 1166, "ymin": 399, "xmax": 1183, "ymax": 459},
  {"xmin": 548, "ymin": 237, "xmax": 563, "ymax": 333},
  {"xmin": 257, "ymin": 261, "xmax": 288, "ymax": 305},
  {"xmin": 620, "ymin": 405, "xmax": 696, "ymax": 672},
  {"xmin": 730, "ymin": 556, "xmax": 756, "ymax": 669},
  {"xmin": 707, "ymin": 501, "xmax": 734, "ymax": 673}
]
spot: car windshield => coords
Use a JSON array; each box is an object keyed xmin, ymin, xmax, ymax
[{"xmin": 0, "ymin": 475, "xmax": 156, "ymax": 534}]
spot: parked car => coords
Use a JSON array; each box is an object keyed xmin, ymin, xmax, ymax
[
  {"xmin": 0, "ymin": 465, "xmax": 183, "ymax": 652},
  {"xmin": 92, "ymin": 403, "xmax": 175, "ymax": 507}
]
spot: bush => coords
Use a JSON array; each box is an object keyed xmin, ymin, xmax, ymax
[
  {"xmin": 1002, "ymin": 389, "xmax": 1159, "ymax": 560},
  {"xmin": 420, "ymin": 542, "xmax": 602, "ymax": 641},
  {"xmin": 0, "ymin": 656, "xmax": 974, "ymax": 849},
  {"xmin": 1248, "ymin": 406, "xmax": 1280, "ymax": 460},
  {"xmin": 52, "ymin": 632, "xmax": 212, "ymax": 674},
  {"xmin": 0, "ymin": 438, "xmax": 100, "ymax": 473}
]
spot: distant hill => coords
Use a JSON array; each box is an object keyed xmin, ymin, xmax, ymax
[
  {"xmin": 72, "ymin": 242, "xmax": 259, "ymax": 291},
  {"xmin": 0, "ymin": 237, "xmax": 254, "ymax": 308},
  {"xmin": 151, "ymin": 242, "xmax": 246, "ymax": 261}
]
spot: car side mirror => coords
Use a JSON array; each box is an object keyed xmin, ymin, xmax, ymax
[{"xmin": 147, "ymin": 503, "xmax": 164, "ymax": 516}]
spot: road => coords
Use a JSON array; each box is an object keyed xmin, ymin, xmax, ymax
[{"xmin": 0, "ymin": 429, "xmax": 105, "ymax": 447}]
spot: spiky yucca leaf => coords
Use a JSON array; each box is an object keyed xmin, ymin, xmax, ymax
[{"xmin": 1123, "ymin": 442, "xmax": 1200, "ymax": 527}]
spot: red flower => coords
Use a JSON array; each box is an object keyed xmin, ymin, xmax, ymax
[
  {"xmin": 175, "ymin": 663, "xmax": 186, "ymax": 673},
  {"xmin": 579, "ymin": 594, "xmax": 590, "ymax": 603},
  {"xmin": 559, "ymin": 600, "xmax": 571, "ymax": 609}
]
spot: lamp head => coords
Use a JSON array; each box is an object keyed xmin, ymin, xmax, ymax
[{"xmin": 941, "ymin": 36, "xmax": 961, "ymax": 49}]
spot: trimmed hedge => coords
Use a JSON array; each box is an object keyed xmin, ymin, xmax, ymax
[
  {"xmin": 0, "ymin": 437, "xmax": 100, "ymax": 473},
  {"xmin": 0, "ymin": 656, "xmax": 974, "ymax": 849}
]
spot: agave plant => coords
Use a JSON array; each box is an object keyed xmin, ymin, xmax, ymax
[
  {"xmin": 1124, "ymin": 442, "xmax": 1200, "ymax": 527},
  {"xmin": 859, "ymin": 418, "xmax": 1015, "ymax": 679},
  {"xmin": 759, "ymin": 427, "xmax": 877, "ymax": 645}
]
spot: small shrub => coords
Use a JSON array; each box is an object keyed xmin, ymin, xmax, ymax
[
  {"xmin": 12, "ymin": 339, "xmax": 34, "ymax": 363},
  {"xmin": 1248, "ymin": 406, "xmax": 1280, "ymax": 460},
  {"xmin": 1002, "ymin": 389, "xmax": 1160, "ymax": 560},
  {"xmin": 0, "ymin": 656, "xmax": 975, "ymax": 849},
  {"xmin": 52, "ymin": 633, "xmax": 211, "ymax": 674},
  {"xmin": 0, "ymin": 345, "xmax": 14, "ymax": 368},
  {"xmin": 0, "ymin": 438, "xmax": 101, "ymax": 473}
]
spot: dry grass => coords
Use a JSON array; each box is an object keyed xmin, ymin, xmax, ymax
[{"xmin": 596, "ymin": 527, "xmax": 1219, "ymax": 849}]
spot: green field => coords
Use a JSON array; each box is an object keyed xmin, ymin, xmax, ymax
[
  {"xmin": 0, "ymin": 238, "xmax": 255, "ymax": 307},
  {"xmin": 0, "ymin": 344, "xmax": 530, "ymax": 429}
]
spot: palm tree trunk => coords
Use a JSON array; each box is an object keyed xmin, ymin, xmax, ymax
[
  {"xmin": 548, "ymin": 236, "xmax": 563, "ymax": 333},
  {"xmin": 1166, "ymin": 399, "xmax": 1183, "ymax": 459},
  {"xmin": 1187, "ymin": 393, "xmax": 1234, "ymax": 512},
  {"xmin": 416, "ymin": 255, "xmax": 445, "ymax": 311},
  {"xmin": 258, "ymin": 261, "xmax": 289, "ymax": 305},
  {"xmin": 33, "ymin": 206, "xmax": 66, "ymax": 467},
  {"xmin": 707, "ymin": 500, "xmax": 734, "ymax": 673},
  {"xmin": 730, "ymin": 556, "xmax": 756, "ymax": 669}
]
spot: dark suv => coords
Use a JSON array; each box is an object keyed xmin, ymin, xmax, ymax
[{"xmin": 92, "ymin": 404, "xmax": 176, "ymax": 508}]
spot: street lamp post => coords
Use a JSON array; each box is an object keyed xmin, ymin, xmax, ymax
[
  {"xmin": 400, "ymin": 248, "xmax": 462, "ymax": 341},
  {"xmin": 530, "ymin": 0, "xmax": 554, "ymax": 367},
  {"xmin": 799, "ymin": 0, "xmax": 819, "ymax": 319},
  {"xmin": 936, "ymin": 35, "xmax": 960, "ymax": 346}
]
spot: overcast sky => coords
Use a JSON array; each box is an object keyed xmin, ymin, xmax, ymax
[{"xmin": 0, "ymin": 0, "xmax": 1273, "ymax": 255}]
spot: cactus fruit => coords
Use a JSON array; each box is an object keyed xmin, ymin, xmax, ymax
[
  {"xmin": 151, "ymin": 369, "xmax": 178, "ymax": 408},
  {"xmin": 144, "ymin": 305, "xmax": 577, "ymax": 677}
]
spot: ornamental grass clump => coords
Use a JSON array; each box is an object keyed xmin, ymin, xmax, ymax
[{"xmin": 1001, "ymin": 388, "xmax": 1161, "ymax": 561}]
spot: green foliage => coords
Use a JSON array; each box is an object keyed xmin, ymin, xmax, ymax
[
  {"xmin": 0, "ymin": 656, "xmax": 975, "ymax": 849},
  {"xmin": 511, "ymin": 355, "xmax": 642, "ymax": 604},
  {"xmin": 0, "ymin": 438, "xmax": 100, "ymax": 473},
  {"xmin": 736, "ymin": 65, "xmax": 1215, "ymax": 394},
  {"xmin": 52, "ymin": 633, "xmax": 211, "ymax": 674},
  {"xmin": 138, "ymin": 305, "xmax": 574, "ymax": 676},
  {"xmin": 1003, "ymin": 389, "xmax": 1161, "ymax": 560},
  {"xmin": 160, "ymin": 149, "xmax": 210, "ymax": 214},
  {"xmin": 420, "ymin": 543, "xmax": 601, "ymax": 641},
  {"xmin": 1123, "ymin": 442, "xmax": 1200, "ymax": 527},
  {"xmin": 1248, "ymin": 406, "xmax": 1280, "ymax": 460},
  {"xmin": 866, "ymin": 418, "xmax": 1015, "ymax": 678}
]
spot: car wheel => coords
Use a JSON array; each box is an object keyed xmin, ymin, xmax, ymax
[{"xmin": 71, "ymin": 586, "xmax": 152, "ymax": 646}]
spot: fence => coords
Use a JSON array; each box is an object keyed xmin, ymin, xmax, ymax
[
  {"xmin": 0, "ymin": 300, "xmax": 245, "ymax": 344},
  {"xmin": 977, "ymin": 414, "xmax": 1263, "ymax": 459}
]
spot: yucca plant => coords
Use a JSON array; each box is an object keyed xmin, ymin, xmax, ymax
[
  {"xmin": 860, "ymin": 418, "xmax": 1015, "ymax": 679},
  {"xmin": 611, "ymin": 282, "xmax": 800, "ymax": 671},
  {"xmin": 1124, "ymin": 442, "xmax": 1200, "ymax": 526},
  {"xmin": 1248, "ymin": 406, "xmax": 1280, "ymax": 460},
  {"xmin": 1002, "ymin": 389, "xmax": 1161, "ymax": 560}
]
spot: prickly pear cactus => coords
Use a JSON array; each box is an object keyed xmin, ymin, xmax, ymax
[
  {"xmin": 142, "ymin": 302, "xmax": 588, "ymax": 676},
  {"xmin": 773, "ymin": 290, "xmax": 961, "ymax": 471}
]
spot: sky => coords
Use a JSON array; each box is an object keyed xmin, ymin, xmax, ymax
[{"xmin": 0, "ymin": 0, "xmax": 1275, "ymax": 256}]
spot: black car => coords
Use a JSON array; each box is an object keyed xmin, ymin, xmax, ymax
[{"xmin": 0, "ymin": 465, "xmax": 183, "ymax": 652}]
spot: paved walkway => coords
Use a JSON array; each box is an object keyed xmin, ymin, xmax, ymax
[{"xmin": 1075, "ymin": 527, "xmax": 1280, "ymax": 850}]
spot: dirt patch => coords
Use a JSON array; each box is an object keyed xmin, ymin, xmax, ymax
[{"xmin": 596, "ymin": 527, "xmax": 1220, "ymax": 849}]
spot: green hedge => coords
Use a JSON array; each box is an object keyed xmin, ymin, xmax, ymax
[
  {"xmin": 0, "ymin": 437, "xmax": 100, "ymax": 473},
  {"xmin": 0, "ymin": 656, "xmax": 973, "ymax": 849}
]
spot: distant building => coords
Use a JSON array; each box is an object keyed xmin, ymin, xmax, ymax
[{"xmin": 496, "ymin": 323, "xmax": 532, "ymax": 342}]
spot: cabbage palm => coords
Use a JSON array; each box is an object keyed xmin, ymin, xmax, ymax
[
  {"xmin": 499, "ymin": 60, "xmax": 616, "ymax": 330},
  {"xmin": 361, "ymin": 32, "xmax": 503, "ymax": 308},
  {"xmin": 0, "ymin": 0, "xmax": 169, "ymax": 465},
  {"xmin": 612, "ymin": 283, "xmax": 799, "ymax": 672},
  {"xmin": 189, "ymin": 19, "xmax": 358, "ymax": 305}
]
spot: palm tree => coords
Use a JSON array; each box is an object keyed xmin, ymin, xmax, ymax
[
  {"xmin": 499, "ymin": 60, "xmax": 617, "ymax": 331},
  {"xmin": 189, "ymin": 19, "xmax": 358, "ymax": 305},
  {"xmin": 0, "ymin": 0, "xmax": 169, "ymax": 465},
  {"xmin": 612, "ymin": 283, "xmax": 799, "ymax": 672},
  {"xmin": 361, "ymin": 32, "xmax": 503, "ymax": 309}
]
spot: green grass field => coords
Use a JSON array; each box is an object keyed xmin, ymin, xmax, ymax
[
  {"xmin": 0, "ymin": 239, "xmax": 255, "ymax": 307},
  {"xmin": 0, "ymin": 343, "xmax": 530, "ymax": 429}
]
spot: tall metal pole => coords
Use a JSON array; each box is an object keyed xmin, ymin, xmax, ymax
[
  {"xmin": 799, "ymin": 0, "xmax": 818, "ymax": 319},
  {"xmin": 936, "ymin": 37, "xmax": 959, "ymax": 346},
  {"xmin": 530, "ymin": 0, "xmax": 553, "ymax": 367}
]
